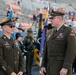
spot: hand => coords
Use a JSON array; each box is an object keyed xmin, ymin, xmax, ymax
[
  {"xmin": 17, "ymin": 71, "xmax": 23, "ymax": 75},
  {"xmin": 41, "ymin": 67, "xmax": 46, "ymax": 75},
  {"xmin": 11, "ymin": 72, "xmax": 16, "ymax": 75},
  {"xmin": 47, "ymin": 20, "xmax": 52, "ymax": 24},
  {"xmin": 60, "ymin": 68, "xmax": 68, "ymax": 75}
]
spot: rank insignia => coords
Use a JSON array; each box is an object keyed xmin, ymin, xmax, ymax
[
  {"xmin": 4, "ymin": 36, "xmax": 6, "ymax": 39},
  {"xmin": 70, "ymin": 30, "xmax": 75, "ymax": 36}
]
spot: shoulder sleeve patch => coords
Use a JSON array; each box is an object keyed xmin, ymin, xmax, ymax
[{"xmin": 70, "ymin": 30, "xmax": 75, "ymax": 36}]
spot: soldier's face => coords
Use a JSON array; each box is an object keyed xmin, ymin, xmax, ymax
[
  {"xmin": 3, "ymin": 25, "xmax": 15, "ymax": 34},
  {"xmin": 47, "ymin": 19, "xmax": 52, "ymax": 24},
  {"xmin": 17, "ymin": 37, "xmax": 22, "ymax": 41},
  {"xmin": 28, "ymin": 33, "xmax": 33, "ymax": 36},
  {"xmin": 52, "ymin": 16, "xmax": 60, "ymax": 28}
]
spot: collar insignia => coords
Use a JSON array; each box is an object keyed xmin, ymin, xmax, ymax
[{"xmin": 4, "ymin": 36, "xmax": 6, "ymax": 39}]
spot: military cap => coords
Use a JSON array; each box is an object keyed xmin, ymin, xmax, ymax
[
  {"xmin": 0, "ymin": 17, "xmax": 16, "ymax": 27},
  {"xmin": 50, "ymin": 10, "xmax": 65, "ymax": 16},
  {"xmin": 15, "ymin": 33, "xmax": 22, "ymax": 39},
  {"xmin": 27, "ymin": 28, "xmax": 33, "ymax": 33},
  {"xmin": 16, "ymin": 33, "xmax": 22, "ymax": 37}
]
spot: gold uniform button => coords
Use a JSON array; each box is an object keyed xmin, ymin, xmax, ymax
[
  {"xmin": 15, "ymin": 57, "xmax": 16, "ymax": 59},
  {"xmin": 14, "ymin": 61, "xmax": 17, "ymax": 65}
]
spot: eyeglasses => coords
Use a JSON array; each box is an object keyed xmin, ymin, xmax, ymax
[{"xmin": 8, "ymin": 26, "xmax": 15, "ymax": 28}]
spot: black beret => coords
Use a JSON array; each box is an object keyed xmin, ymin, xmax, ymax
[
  {"xmin": 0, "ymin": 17, "xmax": 16, "ymax": 27},
  {"xmin": 50, "ymin": 10, "xmax": 65, "ymax": 16}
]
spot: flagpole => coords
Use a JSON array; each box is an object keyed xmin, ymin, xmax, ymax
[
  {"xmin": 49, "ymin": 0, "xmax": 50, "ymax": 14},
  {"xmin": 38, "ymin": 12, "xmax": 43, "ymax": 75},
  {"xmin": 39, "ymin": 8, "xmax": 49, "ymax": 75}
]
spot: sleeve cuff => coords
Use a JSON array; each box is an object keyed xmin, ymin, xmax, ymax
[
  {"xmin": 6, "ymin": 65, "xmax": 14, "ymax": 75},
  {"xmin": 63, "ymin": 62, "xmax": 72, "ymax": 70}
]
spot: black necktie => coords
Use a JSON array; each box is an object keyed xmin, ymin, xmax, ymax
[{"xmin": 55, "ymin": 29, "xmax": 57, "ymax": 32}]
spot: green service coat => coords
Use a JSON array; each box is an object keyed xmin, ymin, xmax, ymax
[
  {"xmin": 41, "ymin": 25, "xmax": 76, "ymax": 75},
  {"xmin": 0, "ymin": 35, "xmax": 25, "ymax": 75}
]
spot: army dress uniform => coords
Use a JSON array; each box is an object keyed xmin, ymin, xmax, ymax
[
  {"xmin": 23, "ymin": 28, "xmax": 36, "ymax": 75},
  {"xmin": 15, "ymin": 33, "xmax": 26, "ymax": 56},
  {"xmin": 0, "ymin": 17, "xmax": 25, "ymax": 75},
  {"xmin": 23, "ymin": 36, "xmax": 35, "ymax": 75},
  {"xmin": 0, "ymin": 35, "xmax": 25, "ymax": 75},
  {"xmin": 41, "ymin": 25, "xmax": 76, "ymax": 75}
]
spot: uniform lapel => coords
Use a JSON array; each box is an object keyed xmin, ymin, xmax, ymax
[
  {"xmin": 2, "ymin": 35, "xmax": 14, "ymax": 48},
  {"xmin": 47, "ymin": 28, "xmax": 55, "ymax": 41}
]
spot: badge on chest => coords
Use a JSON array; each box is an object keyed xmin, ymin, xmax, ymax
[
  {"xmin": 4, "ymin": 41, "xmax": 10, "ymax": 48},
  {"xmin": 56, "ymin": 33, "xmax": 64, "ymax": 39}
]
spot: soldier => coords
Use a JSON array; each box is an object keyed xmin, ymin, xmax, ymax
[
  {"xmin": 0, "ymin": 18, "xmax": 25, "ymax": 75},
  {"xmin": 41, "ymin": 11, "xmax": 76, "ymax": 75},
  {"xmin": 23, "ymin": 28, "xmax": 35, "ymax": 75},
  {"xmin": 15, "ymin": 32, "xmax": 26, "ymax": 56}
]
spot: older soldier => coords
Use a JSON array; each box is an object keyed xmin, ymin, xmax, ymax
[
  {"xmin": 41, "ymin": 11, "xmax": 76, "ymax": 75},
  {"xmin": 0, "ymin": 18, "xmax": 25, "ymax": 75}
]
